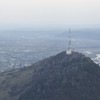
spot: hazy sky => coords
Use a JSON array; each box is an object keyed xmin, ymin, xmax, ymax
[{"xmin": 0, "ymin": 0, "xmax": 100, "ymax": 29}]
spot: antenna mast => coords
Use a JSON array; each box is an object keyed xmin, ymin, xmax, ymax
[
  {"xmin": 68, "ymin": 28, "xmax": 71, "ymax": 50},
  {"xmin": 66, "ymin": 28, "xmax": 72, "ymax": 55}
]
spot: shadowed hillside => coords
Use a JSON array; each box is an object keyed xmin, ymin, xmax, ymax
[{"xmin": 0, "ymin": 51, "xmax": 100, "ymax": 100}]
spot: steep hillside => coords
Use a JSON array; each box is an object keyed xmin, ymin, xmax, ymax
[{"xmin": 0, "ymin": 51, "xmax": 100, "ymax": 100}]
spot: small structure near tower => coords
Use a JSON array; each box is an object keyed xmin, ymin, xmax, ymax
[{"xmin": 66, "ymin": 28, "xmax": 72, "ymax": 55}]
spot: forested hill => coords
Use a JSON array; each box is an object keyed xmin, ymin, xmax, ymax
[{"xmin": 0, "ymin": 51, "xmax": 100, "ymax": 100}]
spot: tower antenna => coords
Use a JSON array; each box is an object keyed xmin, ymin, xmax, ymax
[
  {"xmin": 66, "ymin": 28, "xmax": 72, "ymax": 55},
  {"xmin": 68, "ymin": 28, "xmax": 71, "ymax": 50}
]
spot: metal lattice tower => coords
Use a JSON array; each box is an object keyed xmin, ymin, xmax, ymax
[
  {"xmin": 68, "ymin": 28, "xmax": 71, "ymax": 50},
  {"xmin": 66, "ymin": 28, "xmax": 72, "ymax": 55}
]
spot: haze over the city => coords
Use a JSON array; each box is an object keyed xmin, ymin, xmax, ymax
[
  {"xmin": 0, "ymin": 0, "xmax": 100, "ymax": 30},
  {"xmin": 0, "ymin": 0, "xmax": 100, "ymax": 71}
]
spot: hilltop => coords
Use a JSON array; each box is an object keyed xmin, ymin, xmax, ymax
[{"xmin": 0, "ymin": 51, "xmax": 100, "ymax": 100}]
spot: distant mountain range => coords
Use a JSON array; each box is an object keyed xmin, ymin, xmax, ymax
[
  {"xmin": 58, "ymin": 29, "xmax": 100, "ymax": 40},
  {"xmin": 0, "ymin": 51, "xmax": 100, "ymax": 100},
  {"xmin": 0, "ymin": 29, "xmax": 100, "ymax": 40}
]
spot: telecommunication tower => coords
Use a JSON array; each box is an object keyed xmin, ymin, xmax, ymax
[{"xmin": 66, "ymin": 28, "xmax": 72, "ymax": 55}]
